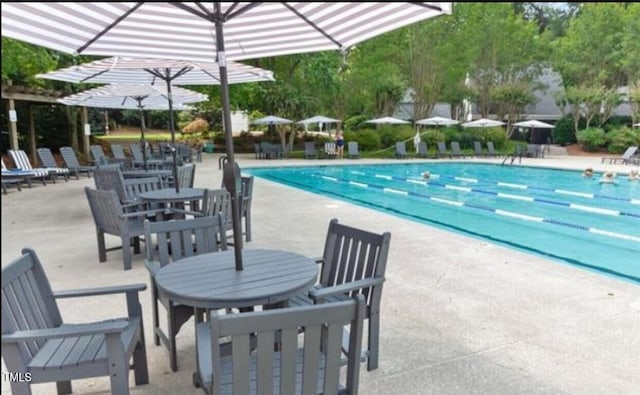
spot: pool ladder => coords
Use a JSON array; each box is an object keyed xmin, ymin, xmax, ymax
[{"xmin": 502, "ymin": 146, "xmax": 523, "ymax": 166}]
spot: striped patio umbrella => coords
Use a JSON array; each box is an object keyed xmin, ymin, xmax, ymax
[{"xmin": 2, "ymin": 2, "xmax": 453, "ymax": 270}]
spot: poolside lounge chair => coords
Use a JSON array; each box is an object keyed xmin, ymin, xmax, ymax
[
  {"xmin": 417, "ymin": 141, "xmax": 428, "ymax": 158},
  {"xmin": 324, "ymin": 142, "xmax": 337, "ymax": 159},
  {"xmin": 36, "ymin": 147, "xmax": 71, "ymax": 182},
  {"xmin": 2, "ymin": 177, "xmax": 23, "ymax": 194},
  {"xmin": 288, "ymin": 218, "xmax": 391, "ymax": 371},
  {"xmin": 437, "ymin": 142, "xmax": 451, "ymax": 158},
  {"xmin": 304, "ymin": 141, "xmax": 317, "ymax": 159},
  {"xmin": 129, "ymin": 143, "xmax": 166, "ymax": 169},
  {"xmin": 487, "ymin": 141, "xmax": 499, "ymax": 158},
  {"xmin": 9, "ymin": 149, "xmax": 63, "ymax": 183},
  {"xmin": 1, "ymin": 248, "xmax": 149, "ymax": 395},
  {"xmin": 60, "ymin": 146, "xmax": 95, "ymax": 179},
  {"xmin": 110, "ymin": 143, "xmax": 133, "ymax": 169},
  {"xmin": 348, "ymin": 141, "xmax": 360, "ymax": 159},
  {"xmin": 601, "ymin": 146, "xmax": 638, "ymax": 165},
  {"xmin": 194, "ymin": 295, "xmax": 365, "ymax": 394},
  {"xmin": 450, "ymin": 141, "xmax": 465, "ymax": 158},
  {"xmin": 144, "ymin": 215, "xmax": 227, "ymax": 372},
  {"xmin": 1, "ymin": 157, "xmax": 46, "ymax": 188},
  {"xmin": 395, "ymin": 141, "xmax": 408, "ymax": 159},
  {"xmin": 473, "ymin": 141, "xmax": 485, "ymax": 157}
]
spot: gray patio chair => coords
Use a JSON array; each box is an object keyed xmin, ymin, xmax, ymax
[
  {"xmin": 1, "ymin": 248, "xmax": 148, "ymax": 395},
  {"xmin": 90, "ymin": 144, "xmax": 128, "ymax": 168},
  {"xmin": 304, "ymin": 141, "xmax": 317, "ymax": 159},
  {"xmin": 194, "ymin": 295, "xmax": 365, "ymax": 395},
  {"xmin": 395, "ymin": 141, "xmax": 408, "ymax": 159},
  {"xmin": 473, "ymin": 141, "xmax": 485, "ymax": 157},
  {"xmin": 417, "ymin": 141, "xmax": 428, "ymax": 158},
  {"xmin": 288, "ymin": 218, "xmax": 391, "ymax": 371},
  {"xmin": 437, "ymin": 141, "xmax": 451, "ymax": 158},
  {"xmin": 144, "ymin": 215, "xmax": 227, "ymax": 372},
  {"xmin": 110, "ymin": 143, "xmax": 133, "ymax": 169},
  {"xmin": 450, "ymin": 141, "xmax": 466, "ymax": 158},
  {"xmin": 167, "ymin": 163, "xmax": 196, "ymax": 189},
  {"xmin": 601, "ymin": 146, "xmax": 638, "ymax": 164},
  {"xmin": 60, "ymin": 146, "xmax": 95, "ymax": 179},
  {"xmin": 487, "ymin": 141, "xmax": 499, "ymax": 158},
  {"xmin": 219, "ymin": 175, "xmax": 254, "ymax": 242},
  {"xmin": 199, "ymin": 188, "xmax": 233, "ymax": 235},
  {"xmin": 85, "ymin": 187, "xmax": 163, "ymax": 270},
  {"xmin": 348, "ymin": 141, "xmax": 360, "ymax": 159},
  {"xmin": 129, "ymin": 143, "xmax": 166, "ymax": 169},
  {"xmin": 36, "ymin": 147, "xmax": 71, "ymax": 181}
]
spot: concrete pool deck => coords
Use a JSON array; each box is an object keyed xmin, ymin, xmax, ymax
[{"xmin": 2, "ymin": 153, "xmax": 639, "ymax": 394}]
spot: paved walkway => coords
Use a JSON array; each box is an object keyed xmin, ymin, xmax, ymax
[{"xmin": 2, "ymin": 153, "xmax": 639, "ymax": 394}]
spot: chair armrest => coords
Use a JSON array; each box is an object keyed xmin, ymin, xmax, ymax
[
  {"xmin": 309, "ymin": 278, "xmax": 385, "ymax": 300},
  {"xmin": 165, "ymin": 208, "xmax": 204, "ymax": 217},
  {"xmin": 53, "ymin": 283, "xmax": 147, "ymax": 299},
  {"xmin": 144, "ymin": 260, "xmax": 162, "ymax": 276},
  {"xmin": 2, "ymin": 320, "xmax": 128, "ymax": 343},
  {"xmin": 120, "ymin": 208, "xmax": 165, "ymax": 219}
]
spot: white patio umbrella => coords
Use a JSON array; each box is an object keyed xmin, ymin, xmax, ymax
[
  {"xmin": 633, "ymin": 123, "xmax": 640, "ymax": 127},
  {"xmin": 512, "ymin": 120, "xmax": 555, "ymax": 129},
  {"xmin": 297, "ymin": 115, "xmax": 342, "ymax": 135},
  {"xmin": 366, "ymin": 117, "xmax": 412, "ymax": 125},
  {"xmin": 2, "ymin": 2, "xmax": 453, "ymax": 270},
  {"xmin": 415, "ymin": 116, "xmax": 460, "ymax": 126},
  {"xmin": 251, "ymin": 115, "xmax": 294, "ymax": 125},
  {"xmin": 59, "ymin": 84, "xmax": 207, "ymax": 171},
  {"xmin": 462, "ymin": 118, "xmax": 506, "ymax": 128}
]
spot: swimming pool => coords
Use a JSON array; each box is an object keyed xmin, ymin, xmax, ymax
[{"xmin": 246, "ymin": 163, "xmax": 640, "ymax": 284}]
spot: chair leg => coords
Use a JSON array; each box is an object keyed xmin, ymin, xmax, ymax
[
  {"xmin": 133, "ymin": 329, "xmax": 149, "ymax": 386},
  {"xmin": 168, "ymin": 301, "xmax": 178, "ymax": 372},
  {"xmin": 122, "ymin": 237, "xmax": 133, "ymax": 270},
  {"xmin": 367, "ymin": 313, "xmax": 380, "ymax": 371},
  {"xmin": 244, "ymin": 210, "xmax": 252, "ymax": 242},
  {"xmin": 105, "ymin": 333, "xmax": 130, "ymax": 395},
  {"xmin": 97, "ymin": 231, "xmax": 107, "ymax": 262},
  {"xmin": 56, "ymin": 380, "xmax": 72, "ymax": 394},
  {"xmin": 9, "ymin": 381, "xmax": 31, "ymax": 395},
  {"xmin": 152, "ymin": 282, "xmax": 161, "ymax": 346}
]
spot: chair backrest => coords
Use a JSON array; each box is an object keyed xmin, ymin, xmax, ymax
[
  {"xmin": 144, "ymin": 215, "xmax": 227, "ymax": 268},
  {"xmin": 622, "ymin": 146, "xmax": 638, "ymax": 159},
  {"xmin": 201, "ymin": 188, "xmax": 232, "ymax": 229},
  {"xmin": 85, "ymin": 187, "xmax": 127, "ymax": 235},
  {"xmin": 124, "ymin": 176, "xmax": 163, "ymax": 202},
  {"xmin": 473, "ymin": 141, "xmax": 482, "ymax": 154},
  {"xmin": 396, "ymin": 141, "xmax": 407, "ymax": 155},
  {"xmin": 94, "ymin": 167, "xmax": 128, "ymax": 202},
  {"xmin": 110, "ymin": 144, "xmax": 127, "ymax": 160},
  {"xmin": 487, "ymin": 141, "xmax": 497, "ymax": 154},
  {"xmin": 319, "ymin": 219, "xmax": 391, "ymax": 314},
  {"xmin": 240, "ymin": 176, "xmax": 254, "ymax": 217},
  {"xmin": 325, "ymin": 142, "xmax": 336, "ymax": 155},
  {"xmin": 60, "ymin": 146, "xmax": 81, "ymax": 167},
  {"xmin": 437, "ymin": 142, "xmax": 447, "ymax": 153},
  {"xmin": 451, "ymin": 141, "xmax": 462, "ymax": 154},
  {"xmin": 305, "ymin": 141, "xmax": 316, "ymax": 154},
  {"xmin": 90, "ymin": 145, "xmax": 109, "ymax": 165},
  {"xmin": 348, "ymin": 141, "xmax": 359, "ymax": 156},
  {"xmin": 129, "ymin": 143, "xmax": 144, "ymax": 162},
  {"xmin": 176, "ymin": 164, "xmax": 195, "ymax": 188},
  {"xmin": 1, "ymin": 157, "xmax": 8, "ymax": 171},
  {"xmin": 36, "ymin": 147, "xmax": 58, "ymax": 168},
  {"xmin": 205, "ymin": 295, "xmax": 365, "ymax": 395},
  {"xmin": 9, "ymin": 149, "xmax": 34, "ymax": 170},
  {"xmin": 2, "ymin": 248, "xmax": 63, "ymax": 373},
  {"xmin": 418, "ymin": 141, "xmax": 427, "ymax": 156}
]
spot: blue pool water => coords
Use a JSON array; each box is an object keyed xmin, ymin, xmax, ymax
[{"xmin": 246, "ymin": 163, "xmax": 640, "ymax": 284}]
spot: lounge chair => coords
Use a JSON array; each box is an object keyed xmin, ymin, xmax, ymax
[
  {"xmin": 110, "ymin": 143, "xmax": 133, "ymax": 169},
  {"xmin": 1, "ymin": 248, "xmax": 149, "ymax": 395},
  {"xmin": 487, "ymin": 141, "xmax": 499, "ymax": 158},
  {"xmin": 129, "ymin": 143, "xmax": 166, "ymax": 169},
  {"xmin": 1, "ymin": 156, "xmax": 46, "ymax": 187},
  {"xmin": 304, "ymin": 141, "xmax": 317, "ymax": 159},
  {"xmin": 348, "ymin": 141, "xmax": 360, "ymax": 159},
  {"xmin": 324, "ymin": 141, "xmax": 337, "ymax": 158},
  {"xmin": 60, "ymin": 146, "xmax": 95, "ymax": 179},
  {"xmin": 601, "ymin": 146, "xmax": 638, "ymax": 164},
  {"xmin": 417, "ymin": 141, "xmax": 428, "ymax": 158},
  {"xmin": 437, "ymin": 141, "xmax": 451, "ymax": 158},
  {"xmin": 395, "ymin": 141, "xmax": 408, "ymax": 159},
  {"xmin": 36, "ymin": 147, "xmax": 71, "ymax": 181},
  {"xmin": 450, "ymin": 141, "xmax": 465, "ymax": 158},
  {"xmin": 9, "ymin": 149, "xmax": 62, "ymax": 183},
  {"xmin": 473, "ymin": 141, "xmax": 485, "ymax": 157}
]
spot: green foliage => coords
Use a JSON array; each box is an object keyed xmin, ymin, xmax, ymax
[
  {"xmin": 343, "ymin": 115, "xmax": 371, "ymax": 131},
  {"xmin": 421, "ymin": 129, "xmax": 446, "ymax": 148},
  {"xmin": 343, "ymin": 129, "xmax": 381, "ymax": 152},
  {"xmin": 1, "ymin": 38, "xmax": 56, "ymax": 85},
  {"xmin": 552, "ymin": 115, "xmax": 578, "ymax": 145},
  {"xmin": 377, "ymin": 125, "xmax": 414, "ymax": 148},
  {"xmin": 605, "ymin": 127, "xmax": 640, "ymax": 154},
  {"xmin": 576, "ymin": 127, "xmax": 606, "ymax": 151}
]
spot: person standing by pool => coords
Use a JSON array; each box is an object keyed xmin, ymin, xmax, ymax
[{"xmin": 335, "ymin": 131, "xmax": 344, "ymax": 159}]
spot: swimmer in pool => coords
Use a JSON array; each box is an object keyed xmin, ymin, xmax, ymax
[
  {"xmin": 583, "ymin": 168, "xmax": 594, "ymax": 178},
  {"xmin": 423, "ymin": 171, "xmax": 431, "ymax": 179},
  {"xmin": 599, "ymin": 171, "xmax": 617, "ymax": 184},
  {"xmin": 628, "ymin": 169, "xmax": 639, "ymax": 181}
]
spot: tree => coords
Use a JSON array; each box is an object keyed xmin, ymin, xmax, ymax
[{"xmin": 492, "ymin": 82, "xmax": 537, "ymax": 137}]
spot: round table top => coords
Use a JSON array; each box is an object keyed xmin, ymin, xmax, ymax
[
  {"xmin": 155, "ymin": 249, "xmax": 319, "ymax": 309},
  {"xmin": 138, "ymin": 187, "xmax": 204, "ymax": 203},
  {"xmin": 122, "ymin": 169, "xmax": 172, "ymax": 179}
]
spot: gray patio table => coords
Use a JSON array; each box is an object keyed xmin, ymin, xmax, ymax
[
  {"xmin": 154, "ymin": 248, "xmax": 319, "ymax": 310},
  {"xmin": 122, "ymin": 169, "xmax": 172, "ymax": 179},
  {"xmin": 138, "ymin": 187, "xmax": 205, "ymax": 214}
]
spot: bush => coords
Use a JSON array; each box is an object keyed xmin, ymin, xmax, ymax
[
  {"xmin": 377, "ymin": 125, "xmax": 414, "ymax": 148},
  {"xmin": 344, "ymin": 129, "xmax": 381, "ymax": 151},
  {"xmin": 421, "ymin": 129, "xmax": 446, "ymax": 148},
  {"xmin": 182, "ymin": 117, "xmax": 209, "ymax": 134},
  {"xmin": 552, "ymin": 115, "xmax": 577, "ymax": 145},
  {"xmin": 480, "ymin": 127, "xmax": 508, "ymax": 148},
  {"xmin": 343, "ymin": 115, "xmax": 370, "ymax": 131},
  {"xmin": 605, "ymin": 127, "xmax": 640, "ymax": 153},
  {"xmin": 576, "ymin": 127, "xmax": 606, "ymax": 151}
]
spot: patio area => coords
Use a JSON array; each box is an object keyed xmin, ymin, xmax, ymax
[{"xmin": 2, "ymin": 152, "xmax": 639, "ymax": 394}]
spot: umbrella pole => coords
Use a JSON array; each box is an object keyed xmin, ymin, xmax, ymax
[
  {"xmin": 215, "ymin": 3, "xmax": 244, "ymax": 271},
  {"xmin": 165, "ymin": 75, "xmax": 180, "ymax": 194},
  {"xmin": 136, "ymin": 98, "xmax": 147, "ymax": 171}
]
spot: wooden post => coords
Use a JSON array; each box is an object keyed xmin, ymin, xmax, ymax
[
  {"xmin": 28, "ymin": 105, "xmax": 37, "ymax": 165},
  {"xmin": 82, "ymin": 107, "xmax": 90, "ymax": 159},
  {"xmin": 7, "ymin": 80, "xmax": 19, "ymax": 150}
]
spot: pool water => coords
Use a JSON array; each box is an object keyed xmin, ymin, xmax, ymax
[{"xmin": 246, "ymin": 163, "xmax": 640, "ymax": 285}]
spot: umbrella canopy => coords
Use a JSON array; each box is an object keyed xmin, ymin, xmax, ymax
[
  {"xmin": 2, "ymin": 2, "xmax": 452, "ymax": 271},
  {"xmin": 415, "ymin": 116, "xmax": 460, "ymax": 126},
  {"xmin": 297, "ymin": 115, "xmax": 342, "ymax": 125},
  {"xmin": 513, "ymin": 120, "xmax": 555, "ymax": 129},
  {"xmin": 462, "ymin": 118, "xmax": 506, "ymax": 128},
  {"xmin": 633, "ymin": 123, "xmax": 640, "ymax": 127},
  {"xmin": 58, "ymin": 84, "xmax": 207, "ymax": 110},
  {"xmin": 366, "ymin": 117, "xmax": 411, "ymax": 125},
  {"xmin": 251, "ymin": 116, "xmax": 294, "ymax": 125}
]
